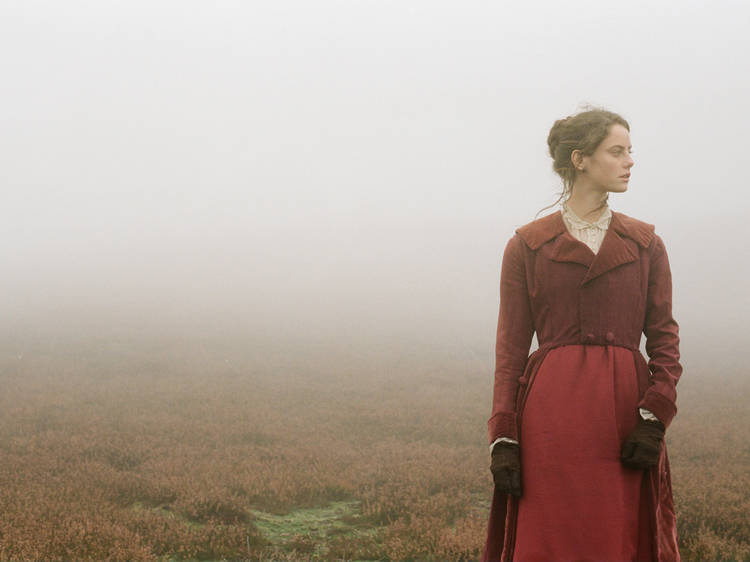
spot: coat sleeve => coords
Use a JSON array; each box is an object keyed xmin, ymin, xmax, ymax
[
  {"xmin": 488, "ymin": 234, "xmax": 535, "ymax": 444},
  {"xmin": 639, "ymin": 234, "xmax": 682, "ymax": 428}
]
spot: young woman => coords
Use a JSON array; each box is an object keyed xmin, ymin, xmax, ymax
[{"xmin": 482, "ymin": 108, "xmax": 683, "ymax": 561}]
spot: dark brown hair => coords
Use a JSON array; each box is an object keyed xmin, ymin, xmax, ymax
[{"xmin": 535, "ymin": 105, "xmax": 630, "ymax": 219}]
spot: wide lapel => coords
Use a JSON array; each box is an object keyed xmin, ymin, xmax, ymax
[
  {"xmin": 548, "ymin": 232, "xmax": 595, "ymax": 269},
  {"xmin": 516, "ymin": 209, "xmax": 651, "ymax": 286},
  {"xmin": 522, "ymin": 210, "xmax": 594, "ymax": 268},
  {"xmin": 580, "ymin": 211, "xmax": 641, "ymax": 285}
]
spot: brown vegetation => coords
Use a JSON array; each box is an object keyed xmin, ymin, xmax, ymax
[{"xmin": 0, "ymin": 332, "xmax": 747, "ymax": 560}]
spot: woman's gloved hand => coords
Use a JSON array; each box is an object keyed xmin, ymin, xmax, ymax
[
  {"xmin": 620, "ymin": 417, "xmax": 665, "ymax": 469},
  {"xmin": 491, "ymin": 442, "xmax": 522, "ymax": 497}
]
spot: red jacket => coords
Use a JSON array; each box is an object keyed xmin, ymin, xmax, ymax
[{"xmin": 483, "ymin": 209, "xmax": 682, "ymax": 561}]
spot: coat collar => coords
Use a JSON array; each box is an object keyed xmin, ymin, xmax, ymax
[{"xmin": 516, "ymin": 209, "xmax": 655, "ymax": 285}]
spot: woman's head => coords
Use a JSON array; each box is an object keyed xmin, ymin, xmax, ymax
[{"xmin": 537, "ymin": 106, "xmax": 633, "ymax": 217}]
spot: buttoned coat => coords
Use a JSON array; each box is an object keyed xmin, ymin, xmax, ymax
[{"xmin": 482, "ymin": 209, "xmax": 683, "ymax": 561}]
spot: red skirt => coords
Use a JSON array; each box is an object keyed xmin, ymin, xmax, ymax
[{"xmin": 512, "ymin": 344, "xmax": 654, "ymax": 561}]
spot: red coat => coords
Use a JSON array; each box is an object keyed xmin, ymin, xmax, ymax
[{"xmin": 483, "ymin": 209, "xmax": 682, "ymax": 561}]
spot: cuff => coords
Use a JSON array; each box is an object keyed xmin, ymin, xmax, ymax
[
  {"xmin": 638, "ymin": 389, "xmax": 677, "ymax": 428},
  {"xmin": 490, "ymin": 437, "xmax": 519, "ymax": 453},
  {"xmin": 639, "ymin": 407, "xmax": 659, "ymax": 422},
  {"xmin": 488, "ymin": 411, "xmax": 518, "ymax": 444}
]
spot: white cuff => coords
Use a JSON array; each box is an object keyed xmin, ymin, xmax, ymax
[
  {"xmin": 490, "ymin": 436, "xmax": 519, "ymax": 453},
  {"xmin": 639, "ymin": 407, "xmax": 659, "ymax": 422}
]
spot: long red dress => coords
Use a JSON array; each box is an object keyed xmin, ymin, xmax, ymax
[{"xmin": 482, "ymin": 209, "xmax": 682, "ymax": 561}]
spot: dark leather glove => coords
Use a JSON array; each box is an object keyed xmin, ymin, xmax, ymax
[
  {"xmin": 491, "ymin": 442, "xmax": 522, "ymax": 497},
  {"xmin": 620, "ymin": 417, "xmax": 665, "ymax": 469}
]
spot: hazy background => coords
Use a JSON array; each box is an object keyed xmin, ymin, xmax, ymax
[{"xmin": 2, "ymin": 0, "xmax": 748, "ymax": 377}]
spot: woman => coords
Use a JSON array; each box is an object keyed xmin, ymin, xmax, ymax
[{"xmin": 482, "ymin": 108, "xmax": 682, "ymax": 561}]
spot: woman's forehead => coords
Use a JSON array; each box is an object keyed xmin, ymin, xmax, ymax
[{"xmin": 601, "ymin": 125, "xmax": 631, "ymax": 148}]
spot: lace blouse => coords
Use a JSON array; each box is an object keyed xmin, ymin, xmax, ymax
[{"xmin": 561, "ymin": 200, "xmax": 611, "ymax": 254}]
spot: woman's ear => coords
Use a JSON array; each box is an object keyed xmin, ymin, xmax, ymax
[{"xmin": 571, "ymin": 150, "xmax": 585, "ymax": 172}]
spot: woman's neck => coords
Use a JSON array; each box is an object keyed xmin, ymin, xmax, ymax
[{"xmin": 564, "ymin": 195, "xmax": 609, "ymax": 223}]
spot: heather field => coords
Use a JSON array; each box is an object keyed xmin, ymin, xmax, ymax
[{"xmin": 1, "ymin": 331, "xmax": 748, "ymax": 561}]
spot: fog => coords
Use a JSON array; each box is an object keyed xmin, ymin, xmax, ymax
[{"xmin": 2, "ymin": 1, "xmax": 748, "ymax": 376}]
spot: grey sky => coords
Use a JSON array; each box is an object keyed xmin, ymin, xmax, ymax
[{"xmin": 1, "ymin": 1, "xmax": 748, "ymax": 372}]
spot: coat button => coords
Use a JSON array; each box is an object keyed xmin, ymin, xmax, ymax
[
  {"xmin": 586, "ymin": 333, "xmax": 595, "ymax": 342},
  {"xmin": 606, "ymin": 331, "xmax": 615, "ymax": 342}
]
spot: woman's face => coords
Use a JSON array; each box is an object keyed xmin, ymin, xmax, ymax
[{"xmin": 578, "ymin": 124, "xmax": 635, "ymax": 193}]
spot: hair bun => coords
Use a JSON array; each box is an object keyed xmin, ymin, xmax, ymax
[{"xmin": 547, "ymin": 117, "xmax": 569, "ymax": 159}]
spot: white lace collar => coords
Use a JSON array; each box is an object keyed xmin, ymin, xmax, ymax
[{"xmin": 562, "ymin": 201, "xmax": 612, "ymax": 230}]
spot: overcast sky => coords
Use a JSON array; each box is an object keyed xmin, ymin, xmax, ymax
[{"xmin": 1, "ymin": 1, "xmax": 748, "ymax": 372}]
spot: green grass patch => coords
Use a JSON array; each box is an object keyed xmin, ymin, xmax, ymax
[{"xmin": 252, "ymin": 499, "xmax": 380, "ymax": 557}]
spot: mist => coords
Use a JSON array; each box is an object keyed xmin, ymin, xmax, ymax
[{"xmin": 2, "ymin": 1, "xmax": 748, "ymax": 377}]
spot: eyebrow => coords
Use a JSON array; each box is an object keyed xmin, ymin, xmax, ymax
[{"xmin": 609, "ymin": 145, "xmax": 633, "ymax": 149}]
